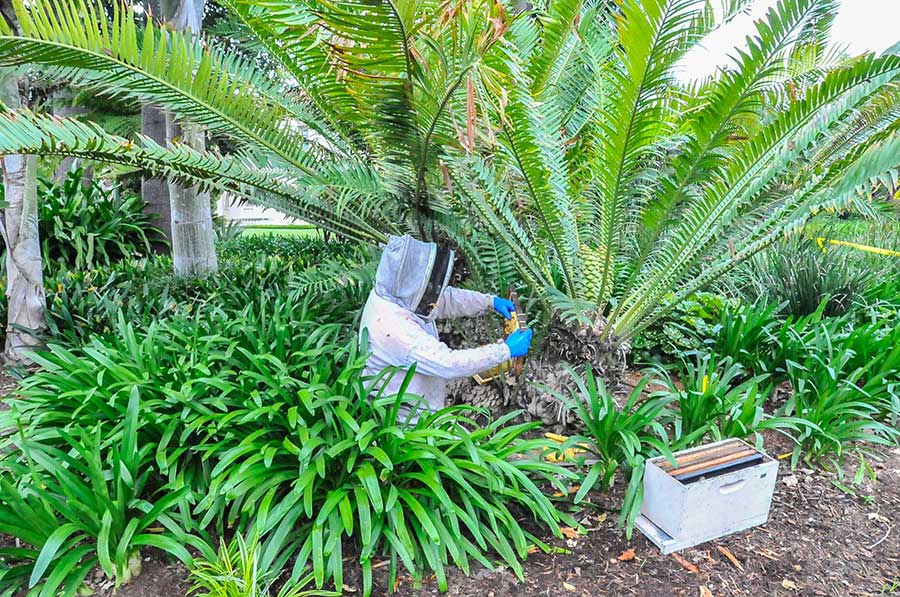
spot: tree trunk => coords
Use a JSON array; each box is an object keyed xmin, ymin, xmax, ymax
[
  {"xmin": 165, "ymin": 116, "xmax": 218, "ymax": 276},
  {"xmin": 141, "ymin": 104, "xmax": 173, "ymax": 249},
  {"xmin": 163, "ymin": 0, "xmax": 218, "ymax": 276},
  {"xmin": 1, "ymin": 76, "xmax": 46, "ymax": 364}
]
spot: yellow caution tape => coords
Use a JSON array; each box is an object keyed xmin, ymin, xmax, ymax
[{"xmin": 816, "ymin": 237, "xmax": 900, "ymax": 257}]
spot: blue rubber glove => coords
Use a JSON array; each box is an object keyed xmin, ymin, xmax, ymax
[
  {"xmin": 493, "ymin": 296, "xmax": 517, "ymax": 320},
  {"xmin": 505, "ymin": 328, "xmax": 533, "ymax": 358}
]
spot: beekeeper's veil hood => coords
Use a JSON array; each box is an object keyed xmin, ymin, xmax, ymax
[{"xmin": 375, "ymin": 235, "xmax": 455, "ymax": 316}]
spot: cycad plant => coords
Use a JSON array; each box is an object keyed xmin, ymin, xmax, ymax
[
  {"xmin": 447, "ymin": 0, "xmax": 900, "ymax": 343},
  {"xmin": 0, "ymin": 0, "xmax": 899, "ymax": 359}
]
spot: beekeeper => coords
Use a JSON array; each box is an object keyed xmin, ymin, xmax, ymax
[{"xmin": 359, "ymin": 234, "xmax": 533, "ymax": 418}]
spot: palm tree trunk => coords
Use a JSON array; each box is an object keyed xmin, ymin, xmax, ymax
[
  {"xmin": 163, "ymin": 0, "xmax": 218, "ymax": 276},
  {"xmin": 141, "ymin": 104, "xmax": 173, "ymax": 250},
  {"xmin": 1, "ymin": 76, "xmax": 46, "ymax": 364},
  {"xmin": 165, "ymin": 115, "xmax": 218, "ymax": 276}
]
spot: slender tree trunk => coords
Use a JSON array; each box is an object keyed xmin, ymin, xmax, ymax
[
  {"xmin": 165, "ymin": 116, "xmax": 218, "ymax": 275},
  {"xmin": 141, "ymin": 104, "xmax": 173, "ymax": 249},
  {"xmin": 1, "ymin": 76, "xmax": 46, "ymax": 364},
  {"xmin": 163, "ymin": 0, "xmax": 218, "ymax": 276}
]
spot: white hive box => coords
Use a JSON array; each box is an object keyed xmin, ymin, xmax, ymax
[{"xmin": 635, "ymin": 438, "xmax": 778, "ymax": 554}]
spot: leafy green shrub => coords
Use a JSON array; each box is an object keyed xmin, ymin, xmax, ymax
[
  {"xmin": 0, "ymin": 388, "xmax": 208, "ymax": 596},
  {"xmin": 189, "ymin": 534, "xmax": 333, "ymax": 597},
  {"xmin": 632, "ymin": 292, "xmax": 737, "ymax": 364},
  {"xmin": 217, "ymin": 235, "xmax": 360, "ymax": 264},
  {"xmin": 551, "ymin": 366, "xmax": 674, "ymax": 533},
  {"xmin": 37, "ymin": 167, "xmax": 157, "ymax": 270},
  {"xmin": 681, "ymin": 296, "xmax": 900, "ymax": 464},
  {"xmin": 6, "ymin": 297, "xmax": 575, "ymax": 596},
  {"xmin": 652, "ymin": 354, "xmax": 806, "ymax": 447},
  {"xmin": 43, "ymin": 243, "xmax": 369, "ymax": 345},
  {"xmin": 774, "ymin": 320, "xmax": 900, "ymax": 465},
  {"xmin": 702, "ymin": 301, "xmax": 781, "ymax": 375},
  {"xmin": 735, "ymin": 233, "xmax": 889, "ymax": 317}
]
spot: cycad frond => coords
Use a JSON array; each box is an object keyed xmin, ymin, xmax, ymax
[
  {"xmin": 613, "ymin": 51, "xmax": 900, "ymax": 335},
  {"xmin": 635, "ymin": 131, "xmax": 900, "ymax": 336},
  {"xmin": 0, "ymin": 0, "xmax": 335, "ymax": 176},
  {"xmin": 0, "ymin": 110, "xmax": 388, "ymax": 243},
  {"xmin": 588, "ymin": 0, "xmax": 715, "ymax": 307}
]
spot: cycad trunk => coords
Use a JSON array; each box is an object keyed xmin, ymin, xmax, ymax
[
  {"xmin": 443, "ymin": 315, "xmax": 628, "ymax": 429},
  {"xmin": 162, "ymin": 0, "xmax": 218, "ymax": 276},
  {"xmin": 1, "ymin": 76, "xmax": 46, "ymax": 364}
]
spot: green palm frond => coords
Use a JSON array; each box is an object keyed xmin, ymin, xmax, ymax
[
  {"xmin": 445, "ymin": 157, "xmax": 551, "ymax": 291},
  {"xmin": 612, "ymin": 55, "xmax": 900, "ymax": 334},
  {"xmin": 525, "ymin": 0, "xmax": 584, "ymax": 96},
  {"xmin": 0, "ymin": 0, "xmax": 339, "ymax": 175},
  {"xmin": 636, "ymin": 131, "xmax": 900, "ymax": 336},
  {"xmin": 0, "ymin": 110, "xmax": 389, "ymax": 243},
  {"xmin": 587, "ymin": 0, "xmax": 715, "ymax": 307}
]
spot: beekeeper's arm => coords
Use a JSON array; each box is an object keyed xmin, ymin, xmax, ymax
[
  {"xmin": 406, "ymin": 328, "xmax": 511, "ymax": 379},
  {"xmin": 431, "ymin": 287, "xmax": 495, "ymax": 320}
]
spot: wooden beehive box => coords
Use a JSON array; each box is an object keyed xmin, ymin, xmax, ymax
[{"xmin": 635, "ymin": 438, "xmax": 779, "ymax": 554}]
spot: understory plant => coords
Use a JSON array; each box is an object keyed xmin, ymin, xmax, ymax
[
  {"xmin": 2, "ymin": 292, "xmax": 576, "ymax": 596},
  {"xmin": 671, "ymin": 290, "xmax": 900, "ymax": 464},
  {"xmin": 551, "ymin": 365, "xmax": 675, "ymax": 534},
  {"xmin": 775, "ymin": 319, "xmax": 900, "ymax": 465},
  {"xmin": 633, "ymin": 292, "xmax": 737, "ymax": 363},
  {"xmin": 43, "ymin": 235, "xmax": 371, "ymax": 344},
  {"xmin": 189, "ymin": 534, "xmax": 335, "ymax": 597},
  {"xmin": 37, "ymin": 167, "xmax": 156, "ymax": 270},
  {"xmin": 735, "ymin": 232, "xmax": 888, "ymax": 317},
  {"xmin": 0, "ymin": 388, "xmax": 206, "ymax": 596}
]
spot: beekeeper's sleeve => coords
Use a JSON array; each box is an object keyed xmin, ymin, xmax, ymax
[
  {"xmin": 431, "ymin": 287, "xmax": 494, "ymax": 320},
  {"xmin": 405, "ymin": 326, "xmax": 510, "ymax": 379}
]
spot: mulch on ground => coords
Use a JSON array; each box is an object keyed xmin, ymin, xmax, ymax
[{"xmin": 387, "ymin": 443, "xmax": 900, "ymax": 597}]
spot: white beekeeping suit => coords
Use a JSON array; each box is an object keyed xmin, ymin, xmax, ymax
[{"xmin": 359, "ymin": 235, "xmax": 511, "ymax": 418}]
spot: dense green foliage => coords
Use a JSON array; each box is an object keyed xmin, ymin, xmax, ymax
[
  {"xmin": 0, "ymin": 237, "xmax": 575, "ymax": 597},
  {"xmin": 189, "ymin": 534, "xmax": 333, "ymax": 597},
  {"xmin": 734, "ymin": 232, "xmax": 895, "ymax": 316},
  {"xmin": 37, "ymin": 168, "xmax": 156, "ymax": 270},
  {"xmin": 0, "ymin": 0, "xmax": 898, "ymax": 592}
]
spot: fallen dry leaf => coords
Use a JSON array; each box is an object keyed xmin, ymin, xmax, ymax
[
  {"xmin": 672, "ymin": 553, "xmax": 700, "ymax": 574},
  {"xmin": 562, "ymin": 581, "xmax": 577, "ymax": 592},
  {"xmin": 716, "ymin": 546, "xmax": 744, "ymax": 572},
  {"xmin": 700, "ymin": 587, "xmax": 714, "ymax": 597},
  {"xmin": 527, "ymin": 546, "xmax": 540, "ymax": 554},
  {"xmin": 782, "ymin": 579, "xmax": 798, "ymax": 590},
  {"xmin": 561, "ymin": 526, "xmax": 581, "ymax": 539},
  {"xmin": 617, "ymin": 548, "xmax": 636, "ymax": 562},
  {"xmin": 782, "ymin": 475, "xmax": 799, "ymax": 487}
]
